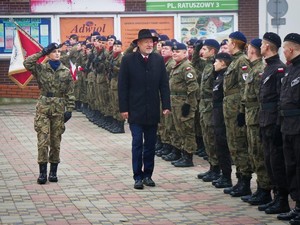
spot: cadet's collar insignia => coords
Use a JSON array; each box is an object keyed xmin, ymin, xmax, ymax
[
  {"xmin": 291, "ymin": 77, "xmax": 300, "ymax": 87},
  {"xmin": 187, "ymin": 73, "xmax": 193, "ymax": 78},
  {"xmin": 278, "ymin": 67, "xmax": 284, "ymax": 73},
  {"xmin": 242, "ymin": 65, "xmax": 248, "ymax": 71}
]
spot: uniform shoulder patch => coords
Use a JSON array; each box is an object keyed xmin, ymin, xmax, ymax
[
  {"xmin": 186, "ymin": 73, "xmax": 193, "ymax": 78},
  {"xmin": 278, "ymin": 67, "xmax": 285, "ymax": 73}
]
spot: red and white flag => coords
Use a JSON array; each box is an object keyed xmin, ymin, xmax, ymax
[
  {"xmin": 8, "ymin": 28, "xmax": 45, "ymax": 88},
  {"xmin": 69, "ymin": 60, "xmax": 77, "ymax": 81}
]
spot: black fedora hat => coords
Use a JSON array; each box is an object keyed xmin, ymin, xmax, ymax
[{"xmin": 133, "ymin": 29, "xmax": 158, "ymax": 44}]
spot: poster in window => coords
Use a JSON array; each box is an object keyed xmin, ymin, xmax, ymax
[
  {"xmin": 180, "ymin": 15, "xmax": 234, "ymax": 44},
  {"xmin": 0, "ymin": 18, "xmax": 51, "ymax": 54}
]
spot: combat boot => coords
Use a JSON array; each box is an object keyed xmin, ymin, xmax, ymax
[
  {"xmin": 197, "ymin": 165, "xmax": 212, "ymax": 179},
  {"xmin": 213, "ymin": 175, "xmax": 232, "ymax": 188},
  {"xmin": 266, "ymin": 194, "xmax": 291, "ymax": 214},
  {"xmin": 82, "ymin": 103, "xmax": 88, "ymax": 114},
  {"xmin": 195, "ymin": 136, "xmax": 205, "ymax": 156},
  {"xmin": 37, "ymin": 163, "xmax": 47, "ymax": 185},
  {"xmin": 277, "ymin": 207, "xmax": 300, "ymax": 220},
  {"xmin": 76, "ymin": 101, "xmax": 82, "ymax": 112},
  {"xmin": 290, "ymin": 215, "xmax": 300, "ymax": 225},
  {"xmin": 48, "ymin": 163, "xmax": 58, "ymax": 182},
  {"xmin": 74, "ymin": 100, "xmax": 79, "ymax": 110},
  {"xmin": 230, "ymin": 175, "xmax": 252, "ymax": 197},
  {"xmin": 156, "ymin": 144, "xmax": 172, "ymax": 157},
  {"xmin": 163, "ymin": 147, "xmax": 181, "ymax": 161},
  {"xmin": 202, "ymin": 165, "xmax": 220, "ymax": 182},
  {"xmin": 155, "ymin": 135, "xmax": 163, "ymax": 152},
  {"xmin": 173, "ymin": 151, "xmax": 194, "ymax": 167},
  {"xmin": 242, "ymin": 187, "xmax": 260, "ymax": 202},
  {"xmin": 224, "ymin": 173, "xmax": 241, "ymax": 194},
  {"xmin": 113, "ymin": 121, "xmax": 125, "ymax": 134},
  {"xmin": 247, "ymin": 188, "xmax": 272, "ymax": 206},
  {"xmin": 107, "ymin": 118, "xmax": 118, "ymax": 133}
]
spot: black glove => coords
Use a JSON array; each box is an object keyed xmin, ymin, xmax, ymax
[
  {"xmin": 181, "ymin": 103, "xmax": 191, "ymax": 117},
  {"xmin": 42, "ymin": 42, "xmax": 59, "ymax": 56},
  {"xmin": 64, "ymin": 111, "xmax": 72, "ymax": 123},
  {"xmin": 236, "ymin": 113, "xmax": 245, "ymax": 127},
  {"xmin": 272, "ymin": 125, "xmax": 283, "ymax": 146}
]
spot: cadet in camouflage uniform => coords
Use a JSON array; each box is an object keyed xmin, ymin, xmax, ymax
[
  {"xmin": 23, "ymin": 43, "xmax": 75, "ymax": 185},
  {"xmin": 241, "ymin": 39, "xmax": 272, "ymax": 205},
  {"xmin": 198, "ymin": 39, "xmax": 221, "ymax": 182},
  {"xmin": 108, "ymin": 40, "xmax": 125, "ymax": 133},
  {"xmin": 223, "ymin": 31, "xmax": 252, "ymax": 197},
  {"xmin": 169, "ymin": 43, "xmax": 199, "ymax": 167}
]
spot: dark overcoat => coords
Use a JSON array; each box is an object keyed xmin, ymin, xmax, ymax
[{"xmin": 118, "ymin": 51, "xmax": 171, "ymax": 125}]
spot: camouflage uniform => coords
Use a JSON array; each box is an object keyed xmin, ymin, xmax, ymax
[
  {"xmin": 223, "ymin": 51, "xmax": 252, "ymax": 180},
  {"xmin": 199, "ymin": 56, "xmax": 219, "ymax": 167},
  {"xmin": 23, "ymin": 52, "xmax": 75, "ymax": 164},
  {"xmin": 243, "ymin": 58, "xmax": 271, "ymax": 190},
  {"xmin": 169, "ymin": 58, "xmax": 199, "ymax": 154}
]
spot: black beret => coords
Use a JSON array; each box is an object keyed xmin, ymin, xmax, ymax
[
  {"xmin": 187, "ymin": 38, "xmax": 197, "ymax": 46},
  {"xmin": 229, "ymin": 31, "xmax": 247, "ymax": 43},
  {"xmin": 69, "ymin": 34, "xmax": 78, "ymax": 39},
  {"xmin": 284, "ymin": 33, "xmax": 300, "ymax": 45},
  {"xmin": 107, "ymin": 35, "xmax": 116, "ymax": 40},
  {"xmin": 250, "ymin": 38, "xmax": 262, "ymax": 50},
  {"xmin": 203, "ymin": 39, "xmax": 220, "ymax": 51},
  {"xmin": 263, "ymin": 32, "xmax": 281, "ymax": 48},
  {"xmin": 215, "ymin": 52, "xmax": 232, "ymax": 62},
  {"xmin": 86, "ymin": 44, "xmax": 93, "ymax": 49},
  {"xmin": 91, "ymin": 31, "xmax": 100, "ymax": 36},
  {"xmin": 158, "ymin": 34, "xmax": 169, "ymax": 41},
  {"xmin": 220, "ymin": 39, "xmax": 228, "ymax": 46},
  {"xmin": 162, "ymin": 40, "xmax": 174, "ymax": 47},
  {"xmin": 113, "ymin": 40, "xmax": 122, "ymax": 45},
  {"xmin": 172, "ymin": 42, "xmax": 187, "ymax": 50},
  {"xmin": 95, "ymin": 35, "xmax": 107, "ymax": 41}
]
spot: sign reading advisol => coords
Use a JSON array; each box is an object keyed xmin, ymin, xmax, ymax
[{"xmin": 146, "ymin": 0, "xmax": 238, "ymax": 11}]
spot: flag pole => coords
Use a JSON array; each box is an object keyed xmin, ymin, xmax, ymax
[{"xmin": 9, "ymin": 18, "xmax": 43, "ymax": 49}]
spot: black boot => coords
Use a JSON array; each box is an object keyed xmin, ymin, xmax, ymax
[
  {"xmin": 156, "ymin": 144, "xmax": 172, "ymax": 157},
  {"xmin": 163, "ymin": 147, "xmax": 181, "ymax": 161},
  {"xmin": 230, "ymin": 175, "xmax": 252, "ymax": 197},
  {"xmin": 76, "ymin": 101, "xmax": 82, "ymax": 112},
  {"xmin": 197, "ymin": 165, "xmax": 212, "ymax": 179},
  {"xmin": 112, "ymin": 120, "xmax": 125, "ymax": 134},
  {"xmin": 213, "ymin": 175, "xmax": 232, "ymax": 188},
  {"xmin": 277, "ymin": 207, "xmax": 300, "ymax": 220},
  {"xmin": 82, "ymin": 103, "xmax": 88, "ymax": 114},
  {"xmin": 195, "ymin": 136, "xmax": 205, "ymax": 156},
  {"xmin": 290, "ymin": 215, "xmax": 300, "ymax": 225},
  {"xmin": 202, "ymin": 165, "xmax": 220, "ymax": 182},
  {"xmin": 37, "ymin": 163, "xmax": 47, "ymax": 184},
  {"xmin": 173, "ymin": 150, "xmax": 194, "ymax": 167},
  {"xmin": 224, "ymin": 173, "xmax": 241, "ymax": 194},
  {"xmin": 247, "ymin": 188, "xmax": 272, "ymax": 206},
  {"xmin": 265, "ymin": 194, "xmax": 291, "ymax": 214},
  {"xmin": 74, "ymin": 101, "xmax": 79, "ymax": 110},
  {"xmin": 155, "ymin": 135, "xmax": 163, "ymax": 152},
  {"xmin": 48, "ymin": 163, "xmax": 58, "ymax": 182}
]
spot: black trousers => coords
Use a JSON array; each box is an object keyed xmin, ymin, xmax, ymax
[
  {"xmin": 213, "ymin": 106, "xmax": 232, "ymax": 178},
  {"xmin": 283, "ymin": 133, "xmax": 300, "ymax": 201},
  {"xmin": 261, "ymin": 125, "xmax": 288, "ymax": 195}
]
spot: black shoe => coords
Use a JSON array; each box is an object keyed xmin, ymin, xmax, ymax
[
  {"xmin": 241, "ymin": 195, "xmax": 252, "ymax": 202},
  {"xmin": 173, "ymin": 152, "xmax": 194, "ymax": 167},
  {"xmin": 143, "ymin": 177, "xmax": 156, "ymax": 187},
  {"xmin": 247, "ymin": 189, "xmax": 272, "ymax": 206},
  {"xmin": 163, "ymin": 148, "xmax": 181, "ymax": 162},
  {"xmin": 202, "ymin": 171, "xmax": 220, "ymax": 182},
  {"xmin": 197, "ymin": 169, "xmax": 211, "ymax": 179},
  {"xmin": 230, "ymin": 176, "xmax": 252, "ymax": 197},
  {"xmin": 214, "ymin": 177, "xmax": 232, "ymax": 188},
  {"xmin": 277, "ymin": 208, "xmax": 300, "ymax": 220},
  {"xmin": 258, "ymin": 200, "xmax": 275, "ymax": 211},
  {"xmin": 290, "ymin": 215, "xmax": 300, "ymax": 225},
  {"xmin": 48, "ymin": 163, "xmax": 58, "ymax": 182},
  {"xmin": 134, "ymin": 180, "xmax": 144, "ymax": 189},
  {"xmin": 265, "ymin": 196, "xmax": 291, "ymax": 214}
]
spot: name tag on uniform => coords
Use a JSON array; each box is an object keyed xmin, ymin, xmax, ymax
[
  {"xmin": 291, "ymin": 77, "xmax": 300, "ymax": 87},
  {"xmin": 213, "ymin": 84, "xmax": 219, "ymax": 91},
  {"xmin": 263, "ymin": 75, "xmax": 270, "ymax": 84}
]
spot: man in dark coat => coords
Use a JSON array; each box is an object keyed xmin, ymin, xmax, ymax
[{"xmin": 118, "ymin": 29, "xmax": 171, "ymax": 189}]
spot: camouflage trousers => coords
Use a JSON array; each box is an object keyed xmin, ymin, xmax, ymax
[
  {"xmin": 200, "ymin": 111, "xmax": 218, "ymax": 166},
  {"xmin": 247, "ymin": 124, "xmax": 271, "ymax": 190},
  {"xmin": 223, "ymin": 94, "xmax": 252, "ymax": 177},
  {"xmin": 87, "ymin": 72, "xmax": 96, "ymax": 110},
  {"xmin": 171, "ymin": 105, "xmax": 197, "ymax": 153},
  {"xmin": 111, "ymin": 89, "xmax": 123, "ymax": 121},
  {"xmin": 34, "ymin": 97, "xmax": 65, "ymax": 164}
]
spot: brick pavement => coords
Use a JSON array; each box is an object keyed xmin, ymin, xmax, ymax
[{"xmin": 0, "ymin": 103, "xmax": 290, "ymax": 225}]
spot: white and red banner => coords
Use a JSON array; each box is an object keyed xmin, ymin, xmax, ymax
[{"xmin": 8, "ymin": 29, "xmax": 45, "ymax": 88}]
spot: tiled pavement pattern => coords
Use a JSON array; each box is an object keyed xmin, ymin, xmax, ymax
[{"xmin": 0, "ymin": 103, "xmax": 290, "ymax": 225}]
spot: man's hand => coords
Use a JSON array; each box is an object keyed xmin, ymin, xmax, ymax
[
  {"xmin": 162, "ymin": 109, "xmax": 171, "ymax": 115},
  {"xmin": 121, "ymin": 112, "xmax": 128, "ymax": 120}
]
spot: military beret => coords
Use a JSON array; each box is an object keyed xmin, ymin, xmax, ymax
[
  {"xmin": 158, "ymin": 34, "xmax": 170, "ymax": 42},
  {"xmin": 107, "ymin": 35, "xmax": 116, "ymax": 40},
  {"xmin": 69, "ymin": 34, "xmax": 78, "ymax": 39},
  {"xmin": 263, "ymin": 32, "xmax": 281, "ymax": 48},
  {"xmin": 172, "ymin": 42, "xmax": 187, "ymax": 50},
  {"xmin": 187, "ymin": 38, "xmax": 197, "ymax": 46},
  {"xmin": 284, "ymin": 33, "xmax": 300, "ymax": 45},
  {"xmin": 220, "ymin": 39, "xmax": 228, "ymax": 46},
  {"xmin": 149, "ymin": 29, "xmax": 158, "ymax": 35},
  {"xmin": 162, "ymin": 40, "xmax": 174, "ymax": 47},
  {"xmin": 203, "ymin": 39, "xmax": 220, "ymax": 51},
  {"xmin": 80, "ymin": 41, "xmax": 86, "ymax": 46},
  {"xmin": 91, "ymin": 31, "xmax": 100, "ymax": 36},
  {"xmin": 63, "ymin": 40, "xmax": 70, "ymax": 46},
  {"xmin": 113, "ymin": 40, "xmax": 122, "ymax": 45},
  {"xmin": 215, "ymin": 52, "xmax": 232, "ymax": 62},
  {"xmin": 229, "ymin": 31, "xmax": 247, "ymax": 43},
  {"xmin": 86, "ymin": 44, "xmax": 93, "ymax": 49},
  {"xmin": 85, "ymin": 36, "xmax": 91, "ymax": 42},
  {"xmin": 95, "ymin": 35, "xmax": 107, "ymax": 41},
  {"xmin": 250, "ymin": 38, "xmax": 262, "ymax": 50}
]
